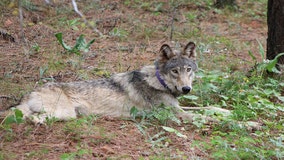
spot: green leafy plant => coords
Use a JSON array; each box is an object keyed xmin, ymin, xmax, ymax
[
  {"xmin": 39, "ymin": 66, "xmax": 55, "ymax": 83},
  {"xmin": 130, "ymin": 106, "xmax": 140, "ymax": 119},
  {"xmin": 66, "ymin": 18, "xmax": 80, "ymax": 31},
  {"xmin": 2, "ymin": 108, "xmax": 24, "ymax": 125},
  {"xmin": 193, "ymin": 69, "xmax": 283, "ymax": 117},
  {"xmin": 186, "ymin": 60, "xmax": 283, "ymax": 159},
  {"xmin": 162, "ymin": 126, "xmax": 187, "ymax": 138},
  {"xmin": 55, "ymin": 32, "xmax": 95, "ymax": 55},
  {"xmin": 186, "ymin": 11, "xmax": 197, "ymax": 22},
  {"xmin": 109, "ymin": 28, "xmax": 129, "ymax": 39},
  {"xmin": 130, "ymin": 106, "xmax": 183, "ymax": 147},
  {"xmin": 147, "ymin": 131, "xmax": 168, "ymax": 148},
  {"xmin": 30, "ymin": 43, "xmax": 40, "ymax": 55},
  {"xmin": 248, "ymin": 40, "xmax": 284, "ymax": 75}
]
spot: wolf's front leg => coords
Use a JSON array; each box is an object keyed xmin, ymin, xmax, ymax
[
  {"xmin": 176, "ymin": 109, "xmax": 218, "ymax": 123},
  {"xmin": 176, "ymin": 106, "xmax": 262, "ymax": 131}
]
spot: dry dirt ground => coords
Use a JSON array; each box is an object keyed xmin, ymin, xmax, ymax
[{"xmin": 0, "ymin": 0, "xmax": 267, "ymax": 159}]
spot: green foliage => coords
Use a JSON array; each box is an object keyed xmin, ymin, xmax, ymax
[
  {"xmin": 29, "ymin": 43, "xmax": 41, "ymax": 55},
  {"xmin": 130, "ymin": 106, "xmax": 140, "ymax": 119},
  {"xmin": 187, "ymin": 55, "xmax": 284, "ymax": 159},
  {"xmin": 60, "ymin": 148, "xmax": 89, "ymax": 160},
  {"xmin": 55, "ymin": 32, "xmax": 95, "ymax": 55},
  {"xmin": 128, "ymin": 48, "xmax": 283, "ymax": 157},
  {"xmin": 39, "ymin": 66, "xmax": 54, "ymax": 83},
  {"xmin": 249, "ymin": 40, "xmax": 284, "ymax": 75},
  {"xmin": 2, "ymin": 108, "xmax": 24, "ymax": 125},
  {"xmin": 130, "ymin": 106, "xmax": 184, "ymax": 147},
  {"xmin": 192, "ymin": 69, "xmax": 284, "ymax": 121},
  {"xmin": 109, "ymin": 27, "xmax": 129, "ymax": 40},
  {"xmin": 63, "ymin": 114, "xmax": 98, "ymax": 136},
  {"xmin": 186, "ymin": 11, "xmax": 197, "ymax": 22},
  {"xmin": 162, "ymin": 126, "xmax": 187, "ymax": 138},
  {"xmin": 193, "ymin": 132, "xmax": 284, "ymax": 159},
  {"xmin": 66, "ymin": 18, "xmax": 81, "ymax": 31},
  {"xmin": 21, "ymin": 0, "xmax": 38, "ymax": 11},
  {"xmin": 147, "ymin": 131, "xmax": 168, "ymax": 148},
  {"xmin": 130, "ymin": 106, "xmax": 181, "ymax": 125}
]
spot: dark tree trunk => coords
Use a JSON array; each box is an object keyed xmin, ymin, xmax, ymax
[{"xmin": 267, "ymin": 0, "xmax": 284, "ymax": 67}]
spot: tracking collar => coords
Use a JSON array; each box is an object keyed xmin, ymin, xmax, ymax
[
  {"xmin": 154, "ymin": 61, "xmax": 171, "ymax": 91},
  {"xmin": 155, "ymin": 67, "xmax": 169, "ymax": 90}
]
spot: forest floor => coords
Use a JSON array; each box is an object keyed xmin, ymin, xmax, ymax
[{"xmin": 0, "ymin": 0, "xmax": 273, "ymax": 159}]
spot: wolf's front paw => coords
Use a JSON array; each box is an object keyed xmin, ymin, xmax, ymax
[{"xmin": 243, "ymin": 121, "xmax": 263, "ymax": 131}]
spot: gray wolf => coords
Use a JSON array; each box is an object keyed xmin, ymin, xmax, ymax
[
  {"xmin": 16, "ymin": 41, "xmax": 201, "ymax": 124},
  {"xmin": 14, "ymin": 41, "xmax": 262, "ymax": 130}
]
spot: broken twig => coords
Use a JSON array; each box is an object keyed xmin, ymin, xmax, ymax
[{"xmin": 71, "ymin": 0, "xmax": 103, "ymax": 37}]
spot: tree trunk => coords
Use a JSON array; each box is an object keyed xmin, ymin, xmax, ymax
[{"xmin": 267, "ymin": 0, "xmax": 284, "ymax": 67}]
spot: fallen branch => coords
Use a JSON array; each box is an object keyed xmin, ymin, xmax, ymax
[{"xmin": 71, "ymin": 0, "xmax": 103, "ymax": 37}]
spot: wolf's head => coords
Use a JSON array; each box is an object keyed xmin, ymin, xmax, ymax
[{"xmin": 156, "ymin": 42, "xmax": 198, "ymax": 96}]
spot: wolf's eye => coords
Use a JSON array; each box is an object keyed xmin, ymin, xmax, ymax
[
  {"xmin": 172, "ymin": 69, "xmax": 178, "ymax": 74},
  {"xmin": 186, "ymin": 68, "xmax": 191, "ymax": 72}
]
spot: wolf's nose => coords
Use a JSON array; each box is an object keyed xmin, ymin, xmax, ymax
[{"xmin": 182, "ymin": 86, "xmax": 191, "ymax": 94}]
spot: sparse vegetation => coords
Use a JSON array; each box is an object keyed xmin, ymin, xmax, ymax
[{"xmin": 1, "ymin": 0, "xmax": 283, "ymax": 159}]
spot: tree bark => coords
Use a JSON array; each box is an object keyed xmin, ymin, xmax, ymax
[{"xmin": 267, "ymin": 0, "xmax": 284, "ymax": 66}]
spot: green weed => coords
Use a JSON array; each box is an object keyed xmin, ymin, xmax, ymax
[
  {"xmin": 1, "ymin": 108, "xmax": 24, "ymax": 125},
  {"xmin": 0, "ymin": 109, "xmax": 24, "ymax": 144},
  {"xmin": 193, "ymin": 131, "xmax": 284, "ymax": 159},
  {"xmin": 63, "ymin": 115, "xmax": 98, "ymax": 136},
  {"xmin": 39, "ymin": 65, "xmax": 55, "ymax": 83},
  {"xmin": 60, "ymin": 147, "xmax": 89, "ymax": 160},
  {"xmin": 162, "ymin": 126, "xmax": 187, "ymax": 138},
  {"xmin": 29, "ymin": 43, "xmax": 41, "ymax": 55},
  {"xmin": 130, "ymin": 106, "xmax": 181, "ymax": 126},
  {"xmin": 0, "ymin": 150, "xmax": 17, "ymax": 160},
  {"xmin": 55, "ymin": 32, "xmax": 95, "ymax": 55},
  {"xmin": 66, "ymin": 18, "xmax": 81, "ymax": 31},
  {"xmin": 186, "ymin": 46, "xmax": 284, "ymax": 159},
  {"xmin": 130, "ymin": 106, "xmax": 184, "ymax": 147},
  {"xmin": 248, "ymin": 40, "xmax": 284, "ymax": 76},
  {"xmin": 24, "ymin": 148, "xmax": 50, "ymax": 159},
  {"xmin": 109, "ymin": 27, "xmax": 129, "ymax": 40},
  {"xmin": 186, "ymin": 11, "xmax": 198, "ymax": 22}
]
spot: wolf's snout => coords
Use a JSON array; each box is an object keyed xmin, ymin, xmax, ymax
[{"xmin": 182, "ymin": 86, "xmax": 191, "ymax": 94}]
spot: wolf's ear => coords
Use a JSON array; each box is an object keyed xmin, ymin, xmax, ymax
[
  {"xmin": 160, "ymin": 44, "xmax": 175, "ymax": 60},
  {"xmin": 184, "ymin": 42, "xmax": 196, "ymax": 60}
]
